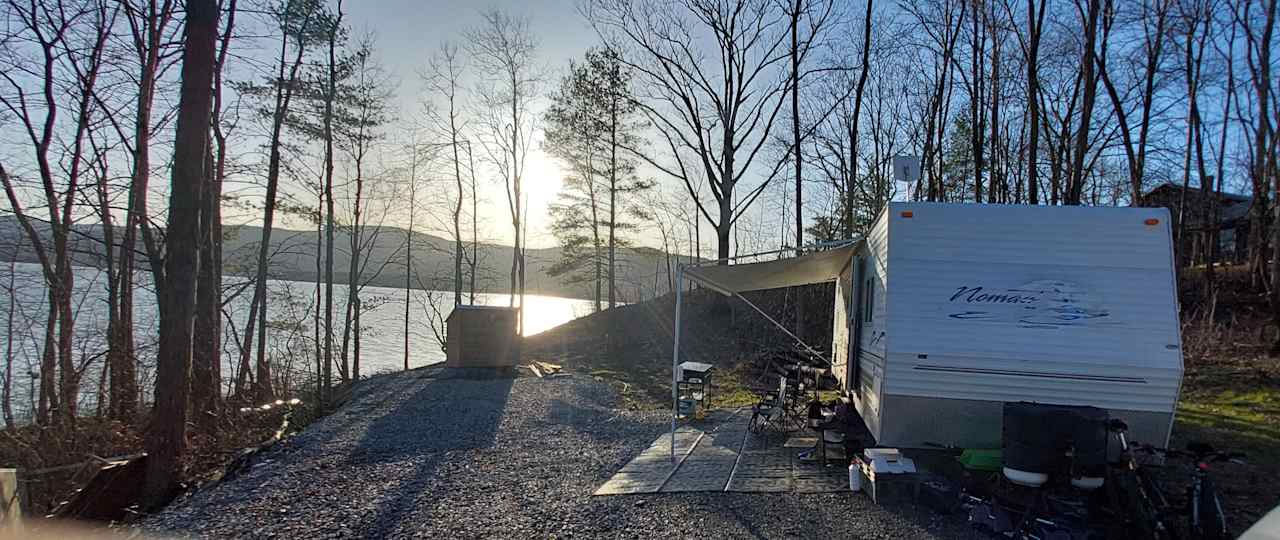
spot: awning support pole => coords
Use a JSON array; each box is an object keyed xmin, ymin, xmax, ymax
[{"xmin": 671, "ymin": 267, "xmax": 684, "ymax": 463}]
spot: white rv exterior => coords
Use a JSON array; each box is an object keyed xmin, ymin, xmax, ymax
[{"xmin": 832, "ymin": 202, "xmax": 1184, "ymax": 449}]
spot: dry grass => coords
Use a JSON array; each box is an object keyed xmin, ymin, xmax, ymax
[
  {"xmin": 1172, "ymin": 309, "xmax": 1280, "ymax": 530},
  {"xmin": 523, "ymin": 286, "xmax": 836, "ymax": 410}
]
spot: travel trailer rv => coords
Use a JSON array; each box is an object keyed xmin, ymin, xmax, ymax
[
  {"xmin": 675, "ymin": 202, "xmax": 1183, "ymax": 450},
  {"xmin": 832, "ymin": 202, "xmax": 1183, "ymax": 449}
]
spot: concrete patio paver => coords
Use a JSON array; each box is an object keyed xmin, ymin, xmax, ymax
[{"xmin": 595, "ymin": 408, "xmax": 848, "ymax": 495}]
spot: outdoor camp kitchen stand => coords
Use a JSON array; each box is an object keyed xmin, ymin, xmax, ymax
[
  {"xmin": 669, "ymin": 239, "xmax": 856, "ymax": 462},
  {"xmin": 676, "ymin": 362, "xmax": 714, "ymax": 419}
]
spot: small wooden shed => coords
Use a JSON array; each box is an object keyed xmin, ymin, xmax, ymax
[{"xmin": 445, "ymin": 305, "xmax": 521, "ymax": 368}]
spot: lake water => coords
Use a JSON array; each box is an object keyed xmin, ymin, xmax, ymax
[{"xmin": 0, "ymin": 262, "xmax": 594, "ymax": 418}]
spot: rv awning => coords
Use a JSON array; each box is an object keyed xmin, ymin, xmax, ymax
[{"xmin": 684, "ymin": 245, "xmax": 857, "ymax": 295}]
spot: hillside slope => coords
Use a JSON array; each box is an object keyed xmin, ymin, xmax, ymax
[
  {"xmin": 0, "ymin": 216, "xmax": 683, "ymax": 299},
  {"xmin": 523, "ymin": 286, "xmax": 836, "ymax": 407}
]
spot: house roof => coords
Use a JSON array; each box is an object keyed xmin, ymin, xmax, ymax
[
  {"xmin": 1143, "ymin": 182, "xmax": 1251, "ymax": 203},
  {"xmin": 1222, "ymin": 200, "xmax": 1253, "ymax": 222}
]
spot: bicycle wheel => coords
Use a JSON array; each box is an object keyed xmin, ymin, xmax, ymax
[
  {"xmin": 1139, "ymin": 470, "xmax": 1183, "ymax": 540},
  {"xmin": 1191, "ymin": 477, "xmax": 1228, "ymax": 540},
  {"xmin": 1113, "ymin": 470, "xmax": 1179, "ymax": 540}
]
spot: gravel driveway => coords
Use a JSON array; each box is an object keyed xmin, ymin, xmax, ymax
[{"xmin": 143, "ymin": 369, "xmax": 979, "ymax": 539}]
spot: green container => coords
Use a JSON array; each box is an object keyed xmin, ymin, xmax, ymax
[{"xmin": 956, "ymin": 449, "xmax": 1002, "ymax": 472}]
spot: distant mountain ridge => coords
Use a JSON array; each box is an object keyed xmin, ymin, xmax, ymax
[{"xmin": 0, "ymin": 216, "xmax": 681, "ymax": 300}]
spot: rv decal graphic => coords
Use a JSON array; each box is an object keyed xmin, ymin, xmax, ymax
[{"xmin": 946, "ymin": 280, "xmax": 1111, "ymax": 328}]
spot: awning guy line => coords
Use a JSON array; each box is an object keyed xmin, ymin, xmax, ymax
[
  {"xmin": 671, "ymin": 240, "xmax": 858, "ymax": 460},
  {"xmin": 731, "ymin": 291, "xmax": 829, "ymax": 365}
]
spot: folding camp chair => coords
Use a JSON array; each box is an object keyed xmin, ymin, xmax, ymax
[{"xmin": 749, "ymin": 376, "xmax": 795, "ymax": 434}]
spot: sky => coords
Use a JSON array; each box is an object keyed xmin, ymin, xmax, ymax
[{"xmin": 343, "ymin": 0, "xmax": 602, "ymax": 249}]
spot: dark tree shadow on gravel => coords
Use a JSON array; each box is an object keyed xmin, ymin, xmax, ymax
[
  {"xmin": 349, "ymin": 375, "xmax": 514, "ymax": 537},
  {"xmin": 287, "ymin": 374, "xmax": 428, "ymax": 452}
]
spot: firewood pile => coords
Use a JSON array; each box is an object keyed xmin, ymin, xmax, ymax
[
  {"xmin": 525, "ymin": 361, "xmax": 566, "ymax": 378},
  {"xmin": 742, "ymin": 346, "xmax": 837, "ymax": 392}
]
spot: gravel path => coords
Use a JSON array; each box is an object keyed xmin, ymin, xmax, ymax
[{"xmin": 144, "ymin": 369, "xmax": 980, "ymax": 539}]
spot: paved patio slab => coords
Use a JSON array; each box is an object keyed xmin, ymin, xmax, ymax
[{"xmin": 594, "ymin": 408, "xmax": 848, "ymax": 495}]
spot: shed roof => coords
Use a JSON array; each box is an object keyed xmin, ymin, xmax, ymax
[{"xmin": 445, "ymin": 304, "xmax": 520, "ymax": 322}]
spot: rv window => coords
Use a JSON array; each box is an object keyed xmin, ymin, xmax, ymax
[{"xmin": 864, "ymin": 277, "xmax": 873, "ymax": 323}]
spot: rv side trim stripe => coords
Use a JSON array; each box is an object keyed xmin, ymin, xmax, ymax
[{"xmin": 912, "ymin": 364, "xmax": 1147, "ymax": 384}]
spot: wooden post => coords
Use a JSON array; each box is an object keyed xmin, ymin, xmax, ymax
[{"xmin": 0, "ymin": 468, "xmax": 21, "ymax": 529}]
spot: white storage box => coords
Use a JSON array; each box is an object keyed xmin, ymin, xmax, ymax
[{"xmin": 858, "ymin": 448, "xmax": 917, "ymax": 504}]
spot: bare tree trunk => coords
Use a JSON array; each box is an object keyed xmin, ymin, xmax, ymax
[
  {"xmin": 452, "ymin": 138, "xmax": 464, "ymax": 308},
  {"xmin": 789, "ymin": 0, "xmax": 802, "ymax": 250},
  {"xmin": 114, "ymin": 0, "xmax": 177, "ymax": 424},
  {"xmin": 1024, "ymin": 0, "xmax": 1034, "ymax": 206},
  {"xmin": 353, "ymin": 297, "xmax": 361, "ymax": 379},
  {"xmin": 1099, "ymin": 0, "xmax": 1167, "ymax": 205},
  {"xmin": 1066, "ymin": 0, "xmax": 1102, "ymax": 205},
  {"xmin": 39, "ymin": 296, "xmax": 55, "ymax": 425},
  {"xmin": 790, "ymin": 0, "xmax": 803, "ymax": 333},
  {"xmin": 1247, "ymin": 0, "xmax": 1280, "ymax": 348},
  {"xmin": 591, "ymin": 167, "xmax": 604, "ymax": 312},
  {"xmin": 54, "ymin": 217, "xmax": 76, "ymax": 425},
  {"xmin": 0, "ymin": 0, "xmax": 106, "ymax": 427},
  {"xmin": 3, "ymin": 251, "xmax": 17, "ymax": 431},
  {"xmin": 468, "ymin": 144, "xmax": 479, "ymax": 303},
  {"xmin": 513, "ymin": 91, "xmax": 526, "ymax": 329},
  {"xmin": 848, "ymin": 0, "xmax": 874, "ymax": 232},
  {"xmin": 316, "ymin": 217, "xmax": 323, "ymax": 380},
  {"xmin": 1182, "ymin": 5, "xmax": 1211, "ymax": 270},
  {"xmin": 54, "ymin": 2, "xmax": 115, "ymax": 426},
  {"xmin": 1179, "ymin": 96, "xmax": 1194, "ymax": 264},
  {"xmin": 429, "ymin": 43, "xmax": 466, "ymax": 308},
  {"xmin": 234, "ymin": 290, "xmax": 257, "ymax": 398},
  {"xmin": 918, "ymin": 0, "xmax": 963, "ymax": 202},
  {"xmin": 988, "ymin": 7, "xmax": 1001, "ymax": 204},
  {"xmin": 193, "ymin": 0, "xmax": 236, "ymax": 429},
  {"xmin": 95, "ymin": 138, "xmax": 122, "ymax": 422},
  {"xmin": 1210, "ymin": 20, "xmax": 1238, "ymax": 284},
  {"xmin": 246, "ymin": 2, "xmax": 315, "ymax": 404},
  {"xmin": 322, "ymin": 1, "xmax": 344, "ymax": 401},
  {"xmin": 145, "ymin": 0, "xmax": 217, "ymax": 505},
  {"xmin": 608, "ymin": 87, "xmax": 619, "ymax": 310},
  {"xmin": 193, "ymin": 141, "xmax": 222, "ymax": 427},
  {"xmin": 342, "ymin": 151, "xmax": 365, "ymax": 381},
  {"xmin": 970, "ymin": 1, "xmax": 986, "ymax": 202},
  {"xmin": 404, "ymin": 141, "xmax": 418, "ymax": 371}
]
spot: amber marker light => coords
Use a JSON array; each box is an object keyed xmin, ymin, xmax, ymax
[
  {"xmin": 901, "ymin": 211, "xmax": 914, "ymax": 218},
  {"xmin": 1144, "ymin": 218, "xmax": 1160, "ymax": 225}
]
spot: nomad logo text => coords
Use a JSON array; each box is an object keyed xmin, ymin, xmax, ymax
[{"xmin": 944, "ymin": 281, "xmax": 1111, "ymax": 328}]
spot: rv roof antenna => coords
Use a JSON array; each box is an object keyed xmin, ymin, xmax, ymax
[{"xmin": 894, "ymin": 156, "xmax": 922, "ymax": 199}]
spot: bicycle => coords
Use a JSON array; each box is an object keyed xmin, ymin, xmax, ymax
[
  {"xmin": 1100, "ymin": 418, "xmax": 1182, "ymax": 540},
  {"xmin": 1132, "ymin": 441, "xmax": 1245, "ymax": 540},
  {"xmin": 957, "ymin": 418, "xmax": 1242, "ymax": 540}
]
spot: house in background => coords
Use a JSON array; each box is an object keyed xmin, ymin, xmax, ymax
[{"xmin": 1140, "ymin": 182, "xmax": 1252, "ymax": 266}]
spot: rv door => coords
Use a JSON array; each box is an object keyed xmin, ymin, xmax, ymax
[{"xmin": 850, "ymin": 257, "xmax": 866, "ymax": 394}]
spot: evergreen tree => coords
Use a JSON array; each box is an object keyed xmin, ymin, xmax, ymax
[{"xmin": 544, "ymin": 48, "xmax": 652, "ymax": 310}]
